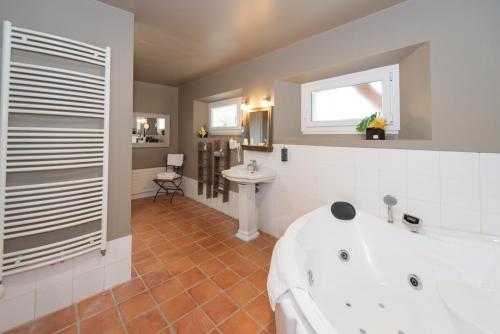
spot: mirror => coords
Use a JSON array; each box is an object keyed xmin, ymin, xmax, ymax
[
  {"xmin": 132, "ymin": 113, "xmax": 170, "ymax": 148},
  {"xmin": 242, "ymin": 106, "xmax": 273, "ymax": 152}
]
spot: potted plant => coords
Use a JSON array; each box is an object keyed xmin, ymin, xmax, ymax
[{"xmin": 356, "ymin": 113, "xmax": 388, "ymax": 140}]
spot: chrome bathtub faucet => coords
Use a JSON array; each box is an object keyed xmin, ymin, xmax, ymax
[{"xmin": 383, "ymin": 195, "xmax": 398, "ymax": 224}]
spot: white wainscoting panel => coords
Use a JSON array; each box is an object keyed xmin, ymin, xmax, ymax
[
  {"xmin": 131, "ymin": 167, "xmax": 165, "ymax": 199},
  {"xmin": 0, "ymin": 235, "xmax": 131, "ymax": 332}
]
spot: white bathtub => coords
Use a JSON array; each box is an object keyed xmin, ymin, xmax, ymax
[{"xmin": 268, "ymin": 204, "xmax": 500, "ymax": 334}]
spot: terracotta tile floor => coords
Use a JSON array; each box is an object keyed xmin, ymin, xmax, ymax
[{"xmin": 8, "ymin": 196, "xmax": 277, "ymax": 334}]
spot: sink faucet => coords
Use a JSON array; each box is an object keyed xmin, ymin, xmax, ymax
[
  {"xmin": 383, "ymin": 195, "xmax": 397, "ymax": 224},
  {"xmin": 247, "ymin": 160, "xmax": 257, "ymax": 172}
]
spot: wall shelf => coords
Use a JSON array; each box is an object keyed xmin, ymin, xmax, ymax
[
  {"xmin": 213, "ymin": 140, "xmax": 230, "ymax": 202},
  {"xmin": 197, "ymin": 141, "xmax": 212, "ymax": 198}
]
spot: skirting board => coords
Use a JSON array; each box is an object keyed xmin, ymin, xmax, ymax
[{"xmin": 0, "ymin": 235, "xmax": 132, "ymax": 332}]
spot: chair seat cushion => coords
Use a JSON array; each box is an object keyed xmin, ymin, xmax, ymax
[{"xmin": 156, "ymin": 172, "xmax": 180, "ymax": 180}]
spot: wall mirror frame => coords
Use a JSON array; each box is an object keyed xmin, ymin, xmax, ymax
[
  {"xmin": 132, "ymin": 112, "xmax": 170, "ymax": 148},
  {"xmin": 242, "ymin": 106, "xmax": 273, "ymax": 152}
]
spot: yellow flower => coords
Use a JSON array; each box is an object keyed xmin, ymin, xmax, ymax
[
  {"xmin": 368, "ymin": 117, "xmax": 388, "ymax": 129},
  {"xmin": 198, "ymin": 127, "xmax": 207, "ymax": 137}
]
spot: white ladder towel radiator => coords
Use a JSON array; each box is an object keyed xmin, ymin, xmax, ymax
[{"xmin": 0, "ymin": 21, "xmax": 111, "ymax": 296}]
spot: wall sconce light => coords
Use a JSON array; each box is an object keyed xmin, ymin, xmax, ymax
[
  {"xmin": 241, "ymin": 97, "xmax": 250, "ymax": 111},
  {"xmin": 260, "ymin": 96, "xmax": 272, "ymax": 107}
]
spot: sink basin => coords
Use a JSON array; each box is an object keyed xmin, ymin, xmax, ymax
[
  {"xmin": 222, "ymin": 164, "xmax": 276, "ymax": 241},
  {"xmin": 221, "ymin": 165, "xmax": 277, "ymax": 184}
]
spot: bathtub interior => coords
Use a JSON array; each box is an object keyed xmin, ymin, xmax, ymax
[{"xmin": 289, "ymin": 206, "xmax": 500, "ymax": 334}]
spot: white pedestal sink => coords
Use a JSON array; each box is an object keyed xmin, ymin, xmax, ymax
[{"xmin": 222, "ymin": 165, "xmax": 276, "ymax": 241}]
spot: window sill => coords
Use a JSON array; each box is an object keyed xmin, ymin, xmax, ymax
[
  {"xmin": 302, "ymin": 125, "xmax": 399, "ymax": 135},
  {"xmin": 208, "ymin": 129, "xmax": 242, "ymax": 136},
  {"xmin": 302, "ymin": 128, "xmax": 399, "ymax": 135}
]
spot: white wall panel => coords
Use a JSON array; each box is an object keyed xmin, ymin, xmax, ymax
[{"xmin": 131, "ymin": 167, "xmax": 165, "ymax": 199}]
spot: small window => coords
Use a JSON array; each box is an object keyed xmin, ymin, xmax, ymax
[
  {"xmin": 301, "ymin": 65, "xmax": 400, "ymax": 134},
  {"xmin": 208, "ymin": 97, "xmax": 243, "ymax": 135}
]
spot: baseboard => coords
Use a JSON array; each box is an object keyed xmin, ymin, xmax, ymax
[{"xmin": 132, "ymin": 190, "xmax": 158, "ymax": 200}]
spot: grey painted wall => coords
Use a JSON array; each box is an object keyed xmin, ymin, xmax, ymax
[
  {"xmin": 399, "ymin": 43, "xmax": 431, "ymax": 140},
  {"xmin": 273, "ymin": 43, "xmax": 431, "ymax": 142},
  {"xmin": 132, "ymin": 81, "xmax": 179, "ymax": 169},
  {"xmin": 179, "ymin": 0, "xmax": 500, "ymax": 179},
  {"xmin": 0, "ymin": 0, "xmax": 134, "ymax": 240}
]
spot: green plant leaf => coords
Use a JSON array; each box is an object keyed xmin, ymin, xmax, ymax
[
  {"xmin": 356, "ymin": 113, "xmax": 377, "ymax": 132},
  {"xmin": 356, "ymin": 119, "xmax": 366, "ymax": 132}
]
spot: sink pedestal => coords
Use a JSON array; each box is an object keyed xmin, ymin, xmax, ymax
[
  {"xmin": 235, "ymin": 184, "xmax": 260, "ymax": 241},
  {"xmin": 221, "ymin": 165, "xmax": 276, "ymax": 242}
]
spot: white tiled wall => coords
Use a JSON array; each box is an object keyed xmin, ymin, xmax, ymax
[
  {"xmin": 131, "ymin": 167, "xmax": 165, "ymax": 199},
  {"xmin": 241, "ymin": 145, "xmax": 500, "ymax": 238},
  {"xmin": 0, "ymin": 235, "xmax": 131, "ymax": 332},
  {"xmin": 480, "ymin": 154, "xmax": 500, "ymax": 235}
]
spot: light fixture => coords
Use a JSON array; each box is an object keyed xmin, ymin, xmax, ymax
[
  {"xmin": 260, "ymin": 96, "xmax": 272, "ymax": 107},
  {"xmin": 241, "ymin": 97, "xmax": 250, "ymax": 111}
]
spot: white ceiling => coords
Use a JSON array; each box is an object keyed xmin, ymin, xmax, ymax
[{"xmin": 99, "ymin": 0, "xmax": 404, "ymax": 86}]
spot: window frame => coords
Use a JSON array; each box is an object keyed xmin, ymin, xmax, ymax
[
  {"xmin": 208, "ymin": 97, "xmax": 243, "ymax": 135},
  {"xmin": 301, "ymin": 64, "xmax": 400, "ymax": 134}
]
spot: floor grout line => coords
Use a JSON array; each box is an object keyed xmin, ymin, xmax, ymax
[{"xmin": 111, "ymin": 280, "xmax": 131, "ymax": 334}]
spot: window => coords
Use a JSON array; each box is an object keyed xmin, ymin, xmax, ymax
[
  {"xmin": 156, "ymin": 118, "xmax": 166, "ymax": 130},
  {"xmin": 208, "ymin": 97, "xmax": 242, "ymax": 135},
  {"xmin": 301, "ymin": 64, "xmax": 400, "ymax": 134}
]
